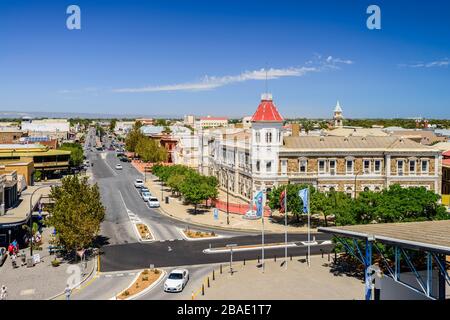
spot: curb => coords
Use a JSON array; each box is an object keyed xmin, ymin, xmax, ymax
[
  {"xmin": 112, "ymin": 269, "xmax": 167, "ymax": 300},
  {"xmin": 203, "ymin": 243, "xmax": 298, "ymax": 254},
  {"xmin": 47, "ymin": 255, "xmax": 98, "ymax": 300}
]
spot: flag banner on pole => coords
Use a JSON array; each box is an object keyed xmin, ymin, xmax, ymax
[
  {"xmin": 254, "ymin": 191, "xmax": 264, "ymax": 217},
  {"xmin": 279, "ymin": 190, "xmax": 286, "ymax": 213},
  {"xmin": 298, "ymin": 188, "xmax": 309, "ymax": 214}
]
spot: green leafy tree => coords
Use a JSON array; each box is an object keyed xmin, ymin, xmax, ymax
[
  {"xmin": 59, "ymin": 142, "xmax": 83, "ymax": 167},
  {"xmin": 125, "ymin": 122, "xmax": 146, "ymax": 153},
  {"xmin": 109, "ymin": 119, "xmax": 117, "ymax": 132},
  {"xmin": 47, "ymin": 175, "xmax": 105, "ymax": 254},
  {"xmin": 135, "ymin": 138, "xmax": 168, "ymax": 163}
]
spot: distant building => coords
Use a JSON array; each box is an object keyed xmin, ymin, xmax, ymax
[
  {"xmin": 333, "ymin": 101, "xmax": 344, "ymax": 128},
  {"xmin": 135, "ymin": 118, "xmax": 154, "ymax": 126},
  {"xmin": 199, "ymin": 116, "xmax": 228, "ymax": 129},
  {"xmin": 184, "ymin": 115, "xmax": 195, "ymax": 126},
  {"xmin": 114, "ymin": 121, "xmax": 135, "ymax": 135},
  {"xmin": 21, "ymin": 119, "xmax": 70, "ymax": 141},
  {"xmin": 442, "ymin": 150, "xmax": 450, "ymax": 197},
  {"xmin": 388, "ymin": 130, "xmax": 447, "ymax": 146},
  {"xmin": 0, "ymin": 129, "xmax": 24, "ymax": 144}
]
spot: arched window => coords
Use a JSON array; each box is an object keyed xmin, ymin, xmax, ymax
[
  {"xmin": 255, "ymin": 131, "xmax": 260, "ymax": 143},
  {"xmin": 364, "ymin": 187, "xmax": 370, "ymax": 192}
]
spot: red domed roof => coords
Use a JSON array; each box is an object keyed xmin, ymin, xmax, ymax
[{"xmin": 251, "ymin": 93, "xmax": 283, "ymax": 122}]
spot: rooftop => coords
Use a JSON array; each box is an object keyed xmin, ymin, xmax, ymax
[
  {"xmin": 319, "ymin": 220, "xmax": 450, "ymax": 255},
  {"xmin": 251, "ymin": 93, "xmax": 283, "ymax": 122},
  {"xmin": 282, "ymin": 135, "xmax": 438, "ymax": 151}
]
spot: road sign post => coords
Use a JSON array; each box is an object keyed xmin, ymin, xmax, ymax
[{"xmin": 226, "ymin": 244, "xmax": 237, "ymax": 275}]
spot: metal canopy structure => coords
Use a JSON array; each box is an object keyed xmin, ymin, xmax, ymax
[{"xmin": 319, "ymin": 220, "xmax": 450, "ymax": 300}]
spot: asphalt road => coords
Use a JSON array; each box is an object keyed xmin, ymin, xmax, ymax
[{"xmin": 100, "ymin": 234, "xmax": 332, "ymax": 272}]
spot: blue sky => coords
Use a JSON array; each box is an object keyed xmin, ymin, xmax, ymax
[{"xmin": 1, "ymin": 0, "xmax": 449, "ymax": 118}]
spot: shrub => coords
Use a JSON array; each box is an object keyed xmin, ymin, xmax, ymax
[
  {"xmin": 153, "ymin": 269, "xmax": 160, "ymax": 274},
  {"xmin": 51, "ymin": 259, "xmax": 60, "ymax": 267}
]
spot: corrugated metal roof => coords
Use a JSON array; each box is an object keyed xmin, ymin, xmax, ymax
[{"xmin": 282, "ymin": 135, "xmax": 436, "ymax": 151}]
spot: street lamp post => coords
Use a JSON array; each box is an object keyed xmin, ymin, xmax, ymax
[
  {"xmin": 29, "ymin": 184, "xmax": 53, "ymax": 257},
  {"xmin": 354, "ymin": 170, "xmax": 361, "ymax": 199},
  {"xmin": 226, "ymin": 171, "xmax": 229, "ymax": 225}
]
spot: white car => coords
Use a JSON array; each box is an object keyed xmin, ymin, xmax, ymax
[
  {"xmin": 141, "ymin": 191, "xmax": 151, "ymax": 202},
  {"xmin": 164, "ymin": 269, "xmax": 189, "ymax": 292},
  {"xmin": 148, "ymin": 197, "xmax": 160, "ymax": 208},
  {"xmin": 115, "ymin": 164, "xmax": 123, "ymax": 170},
  {"xmin": 134, "ymin": 179, "xmax": 144, "ymax": 188}
]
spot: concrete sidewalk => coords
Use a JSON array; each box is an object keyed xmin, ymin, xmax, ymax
[
  {"xmin": 197, "ymin": 255, "xmax": 364, "ymax": 300},
  {"xmin": 0, "ymin": 227, "xmax": 95, "ymax": 300},
  {"xmin": 143, "ymin": 176, "xmax": 312, "ymax": 234}
]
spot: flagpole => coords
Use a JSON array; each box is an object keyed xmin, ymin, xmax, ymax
[
  {"xmin": 307, "ymin": 188, "xmax": 311, "ymax": 267},
  {"xmin": 284, "ymin": 186, "xmax": 288, "ymax": 270},
  {"xmin": 262, "ymin": 190, "xmax": 265, "ymax": 273}
]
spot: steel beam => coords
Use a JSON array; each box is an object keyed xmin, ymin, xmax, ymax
[{"xmin": 364, "ymin": 239, "xmax": 373, "ymax": 300}]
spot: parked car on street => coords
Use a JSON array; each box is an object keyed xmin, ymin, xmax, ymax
[
  {"xmin": 164, "ymin": 269, "xmax": 189, "ymax": 292},
  {"xmin": 140, "ymin": 187, "xmax": 150, "ymax": 195},
  {"xmin": 115, "ymin": 164, "xmax": 123, "ymax": 170},
  {"xmin": 148, "ymin": 197, "xmax": 160, "ymax": 208},
  {"xmin": 0, "ymin": 247, "xmax": 7, "ymax": 266},
  {"xmin": 134, "ymin": 179, "xmax": 144, "ymax": 188},
  {"xmin": 141, "ymin": 191, "xmax": 152, "ymax": 202}
]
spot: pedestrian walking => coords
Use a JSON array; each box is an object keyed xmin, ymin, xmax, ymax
[
  {"xmin": 65, "ymin": 284, "xmax": 72, "ymax": 300},
  {"xmin": 0, "ymin": 285, "xmax": 7, "ymax": 300},
  {"xmin": 11, "ymin": 253, "xmax": 17, "ymax": 269},
  {"xmin": 20, "ymin": 250, "xmax": 26, "ymax": 266}
]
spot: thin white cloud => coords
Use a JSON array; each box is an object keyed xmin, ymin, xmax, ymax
[
  {"xmin": 399, "ymin": 58, "xmax": 449, "ymax": 68},
  {"xmin": 113, "ymin": 56, "xmax": 353, "ymax": 93}
]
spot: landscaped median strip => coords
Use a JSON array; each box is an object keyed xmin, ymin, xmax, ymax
[
  {"xmin": 177, "ymin": 227, "xmax": 224, "ymax": 241},
  {"xmin": 113, "ymin": 268, "xmax": 166, "ymax": 300}
]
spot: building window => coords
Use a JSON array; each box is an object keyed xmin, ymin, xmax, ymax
[
  {"xmin": 266, "ymin": 161, "xmax": 272, "ymax": 172},
  {"xmin": 346, "ymin": 160, "xmax": 354, "ymax": 174},
  {"xmin": 266, "ymin": 132, "xmax": 272, "ymax": 143},
  {"xmin": 421, "ymin": 160, "xmax": 429, "ymax": 174},
  {"xmin": 329, "ymin": 160, "xmax": 336, "ymax": 175},
  {"xmin": 364, "ymin": 187, "xmax": 370, "ymax": 192},
  {"xmin": 281, "ymin": 160, "xmax": 287, "ymax": 174},
  {"xmin": 299, "ymin": 159, "xmax": 307, "ymax": 174},
  {"xmin": 363, "ymin": 160, "xmax": 371, "ymax": 174},
  {"xmin": 409, "ymin": 160, "xmax": 416, "ymax": 175},
  {"xmin": 346, "ymin": 187, "xmax": 353, "ymax": 198},
  {"xmin": 374, "ymin": 160, "xmax": 381, "ymax": 174},
  {"xmin": 278, "ymin": 131, "xmax": 281, "ymax": 142},
  {"xmin": 256, "ymin": 161, "xmax": 260, "ymax": 172},
  {"xmin": 318, "ymin": 160, "xmax": 326, "ymax": 174},
  {"xmin": 255, "ymin": 131, "xmax": 260, "ymax": 143},
  {"xmin": 397, "ymin": 160, "xmax": 404, "ymax": 176}
]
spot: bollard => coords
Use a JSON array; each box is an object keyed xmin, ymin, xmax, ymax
[
  {"xmin": 258, "ymin": 255, "xmax": 260, "ymax": 263},
  {"xmin": 290, "ymin": 254, "xmax": 292, "ymax": 261},
  {"xmin": 321, "ymin": 249, "xmax": 323, "ymax": 258},
  {"xmin": 328, "ymin": 252, "xmax": 330, "ymax": 262},
  {"xmin": 243, "ymin": 259, "xmax": 246, "ymax": 266},
  {"xmin": 213, "ymin": 270, "xmax": 215, "ymax": 280},
  {"xmin": 220, "ymin": 264, "xmax": 222, "ymax": 274},
  {"xmin": 274, "ymin": 255, "xmax": 276, "ymax": 262},
  {"xmin": 207, "ymin": 277, "xmax": 210, "ymax": 288},
  {"xmin": 202, "ymin": 284, "xmax": 205, "ymax": 296}
]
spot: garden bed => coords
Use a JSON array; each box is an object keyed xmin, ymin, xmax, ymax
[
  {"xmin": 116, "ymin": 269, "xmax": 162, "ymax": 300},
  {"xmin": 182, "ymin": 229, "xmax": 218, "ymax": 239},
  {"xmin": 135, "ymin": 223, "xmax": 153, "ymax": 241}
]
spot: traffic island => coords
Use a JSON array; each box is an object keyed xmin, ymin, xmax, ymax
[
  {"xmin": 133, "ymin": 222, "xmax": 154, "ymax": 242},
  {"xmin": 116, "ymin": 268, "xmax": 165, "ymax": 300},
  {"xmin": 178, "ymin": 227, "xmax": 222, "ymax": 241}
]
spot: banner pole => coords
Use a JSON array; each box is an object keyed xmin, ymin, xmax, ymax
[
  {"xmin": 307, "ymin": 188, "xmax": 311, "ymax": 267},
  {"xmin": 285, "ymin": 186, "xmax": 288, "ymax": 270}
]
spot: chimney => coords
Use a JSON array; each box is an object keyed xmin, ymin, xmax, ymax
[{"xmin": 291, "ymin": 123, "xmax": 300, "ymax": 137}]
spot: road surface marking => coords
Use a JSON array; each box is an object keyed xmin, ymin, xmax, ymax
[
  {"xmin": 20, "ymin": 289, "xmax": 35, "ymax": 296},
  {"xmin": 116, "ymin": 273, "xmax": 124, "ymax": 277}
]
